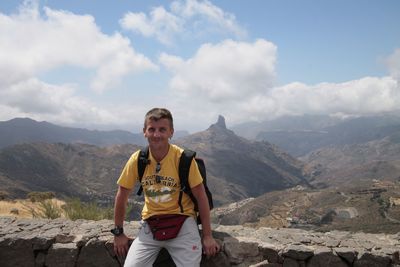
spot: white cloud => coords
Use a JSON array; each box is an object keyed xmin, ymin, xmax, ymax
[
  {"xmin": 159, "ymin": 39, "xmax": 400, "ymax": 130},
  {"xmin": 161, "ymin": 39, "xmax": 277, "ymax": 101},
  {"xmin": 265, "ymin": 77, "xmax": 400, "ymax": 119},
  {"xmin": 171, "ymin": 0, "xmax": 245, "ymax": 37},
  {"xmin": 0, "ymin": 78, "xmax": 119, "ymax": 125},
  {"xmin": 120, "ymin": 0, "xmax": 246, "ymax": 45},
  {"xmin": 0, "ymin": 2, "xmax": 157, "ymax": 92},
  {"xmin": 120, "ymin": 7, "xmax": 183, "ymax": 45},
  {"xmin": 0, "ymin": 1, "xmax": 160, "ymax": 130},
  {"xmin": 386, "ymin": 48, "xmax": 400, "ymax": 81},
  {"xmin": 1, "ymin": 1, "xmax": 399, "ymax": 133}
]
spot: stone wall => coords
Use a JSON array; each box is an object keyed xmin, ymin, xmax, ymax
[{"xmin": 0, "ymin": 217, "xmax": 399, "ymax": 267}]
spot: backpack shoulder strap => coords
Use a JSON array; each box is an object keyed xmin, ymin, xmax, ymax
[
  {"xmin": 136, "ymin": 146, "xmax": 150, "ymax": 196},
  {"xmin": 178, "ymin": 149, "xmax": 196, "ymax": 212},
  {"xmin": 179, "ymin": 149, "xmax": 196, "ymax": 192},
  {"xmin": 196, "ymin": 157, "xmax": 214, "ymax": 210},
  {"xmin": 194, "ymin": 158, "xmax": 206, "ymax": 181}
]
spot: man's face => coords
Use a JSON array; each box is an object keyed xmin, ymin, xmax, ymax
[{"xmin": 143, "ymin": 118, "xmax": 174, "ymax": 150}]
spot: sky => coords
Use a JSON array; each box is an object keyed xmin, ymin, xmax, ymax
[{"xmin": 0, "ymin": 0, "xmax": 400, "ymax": 133}]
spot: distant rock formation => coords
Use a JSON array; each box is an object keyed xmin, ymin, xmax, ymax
[
  {"xmin": 215, "ymin": 115, "xmax": 227, "ymax": 129},
  {"xmin": 1, "ymin": 217, "xmax": 399, "ymax": 267},
  {"xmin": 208, "ymin": 115, "xmax": 228, "ymax": 132}
]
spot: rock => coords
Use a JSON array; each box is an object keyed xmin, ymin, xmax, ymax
[
  {"xmin": 46, "ymin": 243, "xmax": 79, "ymax": 267},
  {"xmin": 307, "ymin": 247, "xmax": 347, "ymax": 267},
  {"xmin": 216, "ymin": 115, "xmax": 226, "ymax": 129},
  {"xmin": 223, "ymin": 237, "xmax": 261, "ymax": 265},
  {"xmin": 353, "ymin": 251, "xmax": 392, "ymax": 267},
  {"xmin": 0, "ymin": 237, "xmax": 35, "ymax": 267},
  {"xmin": 334, "ymin": 247, "xmax": 358, "ymax": 264},
  {"xmin": 281, "ymin": 244, "xmax": 314, "ymax": 261}
]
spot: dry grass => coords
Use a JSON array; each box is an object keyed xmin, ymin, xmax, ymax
[{"xmin": 0, "ymin": 199, "xmax": 65, "ymax": 218}]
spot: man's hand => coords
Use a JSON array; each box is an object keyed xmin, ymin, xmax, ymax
[
  {"xmin": 202, "ymin": 235, "xmax": 220, "ymax": 257},
  {"xmin": 113, "ymin": 234, "xmax": 130, "ymax": 257}
]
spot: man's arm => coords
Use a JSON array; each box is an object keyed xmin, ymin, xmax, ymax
[
  {"xmin": 191, "ymin": 183, "xmax": 220, "ymax": 257},
  {"xmin": 113, "ymin": 186, "xmax": 132, "ymax": 257}
]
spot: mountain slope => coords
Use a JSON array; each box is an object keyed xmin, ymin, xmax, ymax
[
  {"xmin": 0, "ymin": 118, "xmax": 146, "ymax": 148},
  {"xmin": 0, "ymin": 142, "xmax": 140, "ymax": 200},
  {"xmin": 175, "ymin": 116, "xmax": 309, "ymax": 205},
  {"xmin": 0, "ymin": 116, "xmax": 309, "ymax": 206},
  {"xmin": 232, "ymin": 114, "xmax": 400, "ymax": 157},
  {"xmin": 213, "ymin": 181, "xmax": 400, "ymax": 234},
  {"xmin": 300, "ymin": 132, "xmax": 400, "ymax": 187}
]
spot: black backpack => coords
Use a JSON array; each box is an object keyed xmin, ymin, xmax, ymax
[{"xmin": 136, "ymin": 146, "xmax": 214, "ymax": 224}]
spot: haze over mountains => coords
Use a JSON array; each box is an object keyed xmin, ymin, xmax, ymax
[
  {"xmin": 0, "ymin": 118, "xmax": 146, "ymax": 149},
  {"xmin": 232, "ymin": 113, "xmax": 400, "ymax": 157}
]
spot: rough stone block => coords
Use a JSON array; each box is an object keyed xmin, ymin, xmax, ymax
[
  {"xmin": 282, "ymin": 245, "xmax": 313, "ymax": 261},
  {"xmin": 307, "ymin": 247, "xmax": 348, "ymax": 267},
  {"xmin": 45, "ymin": 243, "xmax": 79, "ymax": 267}
]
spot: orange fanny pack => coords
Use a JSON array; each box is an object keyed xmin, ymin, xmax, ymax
[{"xmin": 146, "ymin": 214, "xmax": 188, "ymax": 241}]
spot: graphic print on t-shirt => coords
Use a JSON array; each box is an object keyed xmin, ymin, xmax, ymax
[{"xmin": 143, "ymin": 174, "xmax": 178, "ymax": 203}]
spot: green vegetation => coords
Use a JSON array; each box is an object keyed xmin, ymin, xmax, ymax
[
  {"xmin": 62, "ymin": 198, "xmax": 113, "ymax": 221},
  {"xmin": 0, "ymin": 191, "xmax": 9, "ymax": 200},
  {"xmin": 24, "ymin": 194, "xmax": 116, "ymax": 221},
  {"xmin": 24, "ymin": 200, "xmax": 62, "ymax": 219},
  {"xmin": 27, "ymin": 191, "xmax": 55, "ymax": 202},
  {"xmin": 21, "ymin": 192, "xmax": 140, "ymax": 221}
]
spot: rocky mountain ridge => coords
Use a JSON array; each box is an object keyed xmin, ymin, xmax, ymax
[
  {"xmin": 0, "ymin": 116, "xmax": 307, "ymax": 206},
  {"xmin": 232, "ymin": 113, "xmax": 400, "ymax": 157},
  {"xmin": 175, "ymin": 115, "xmax": 309, "ymax": 204},
  {"xmin": 3, "ymin": 115, "xmax": 400, "ymax": 234},
  {"xmin": 301, "ymin": 133, "xmax": 400, "ymax": 187},
  {"xmin": 0, "ymin": 118, "xmax": 146, "ymax": 149},
  {"xmin": 212, "ymin": 180, "xmax": 400, "ymax": 234},
  {"xmin": 0, "ymin": 142, "xmax": 140, "ymax": 200}
]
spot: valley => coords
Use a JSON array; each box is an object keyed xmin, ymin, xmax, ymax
[{"xmin": 213, "ymin": 180, "xmax": 400, "ymax": 234}]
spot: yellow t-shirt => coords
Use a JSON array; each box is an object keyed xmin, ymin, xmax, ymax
[{"xmin": 117, "ymin": 144, "xmax": 203, "ymax": 220}]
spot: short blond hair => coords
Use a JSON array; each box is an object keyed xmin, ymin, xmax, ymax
[{"xmin": 144, "ymin": 108, "xmax": 174, "ymax": 129}]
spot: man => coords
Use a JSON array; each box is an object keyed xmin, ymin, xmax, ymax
[{"xmin": 112, "ymin": 108, "xmax": 220, "ymax": 267}]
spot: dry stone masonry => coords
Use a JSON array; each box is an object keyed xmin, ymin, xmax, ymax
[{"xmin": 0, "ymin": 217, "xmax": 399, "ymax": 267}]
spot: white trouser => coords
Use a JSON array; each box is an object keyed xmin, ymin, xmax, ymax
[{"xmin": 124, "ymin": 216, "xmax": 202, "ymax": 267}]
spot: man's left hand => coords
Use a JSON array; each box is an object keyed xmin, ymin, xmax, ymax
[{"xmin": 202, "ymin": 235, "xmax": 220, "ymax": 257}]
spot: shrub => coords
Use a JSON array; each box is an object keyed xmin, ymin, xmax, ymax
[
  {"xmin": 25, "ymin": 200, "xmax": 62, "ymax": 219},
  {"xmin": 0, "ymin": 191, "xmax": 9, "ymax": 200},
  {"xmin": 10, "ymin": 208, "xmax": 19, "ymax": 215},
  {"xmin": 27, "ymin": 191, "xmax": 55, "ymax": 202},
  {"xmin": 62, "ymin": 198, "xmax": 113, "ymax": 221}
]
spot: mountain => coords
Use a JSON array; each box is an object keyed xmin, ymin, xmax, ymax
[
  {"xmin": 0, "ymin": 142, "xmax": 140, "ymax": 200},
  {"xmin": 212, "ymin": 180, "xmax": 400, "ymax": 234},
  {"xmin": 175, "ymin": 115, "xmax": 310, "ymax": 205},
  {"xmin": 0, "ymin": 116, "xmax": 309, "ymax": 206},
  {"xmin": 300, "ymin": 132, "xmax": 400, "ymax": 188},
  {"xmin": 232, "ymin": 114, "xmax": 400, "ymax": 157},
  {"xmin": 231, "ymin": 114, "xmax": 341, "ymax": 140},
  {"xmin": 0, "ymin": 118, "xmax": 146, "ymax": 149}
]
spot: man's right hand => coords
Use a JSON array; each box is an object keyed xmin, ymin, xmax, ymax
[{"xmin": 113, "ymin": 234, "xmax": 130, "ymax": 257}]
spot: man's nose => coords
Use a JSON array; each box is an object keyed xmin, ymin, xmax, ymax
[{"xmin": 154, "ymin": 130, "xmax": 161, "ymax": 137}]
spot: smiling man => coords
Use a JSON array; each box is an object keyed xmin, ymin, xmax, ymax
[{"xmin": 112, "ymin": 107, "xmax": 219, "ymax": 267}]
